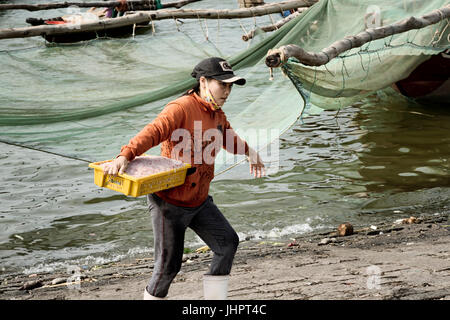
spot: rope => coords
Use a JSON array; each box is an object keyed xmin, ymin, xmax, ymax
[
  {"xmin": 268, "ymin": 14, "xmax": 277, "ymax": 30},
  {"xmin": 204, "ymin": 18, "xmax": 209, "ymax": 40},
  {"xmin": 0, "ymin": 140, "xmax": 92, "ymax": 163},
  {"xmin": 238, "ymin": 18, "xmax": 249, "ymax": 38},
  {"xmin": 430, "ymin": 18, "xmax": 449, "ymax": 45},
  {"xmin": 216, "ymin": 11, "xmax": 220, "ymax": 47},
  {"xmin": 150, "ymin": 14, "xmax": 155, "ymax": 34},
  {"xmin": 172, "ymin": 14, "xmax": 180, "ymax": 32},
  {"xmin": 250, "ymin": 7, "xmax": 257, "ymax": 28}
]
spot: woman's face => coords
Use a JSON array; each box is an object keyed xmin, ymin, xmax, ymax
[{"xmin": 200, "ymin": 77, "xmax": 233, "ymax": 107}]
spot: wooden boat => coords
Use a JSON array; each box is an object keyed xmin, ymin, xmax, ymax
[
  {"xmin": 26, "ymin": 21, "xmax": 153, "ymax": 44},
  {"xmin": 25, "ymin": 9, "xmax": 153, "ymax": 43}
]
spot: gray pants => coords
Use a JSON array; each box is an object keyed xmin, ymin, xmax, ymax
[{"xmin": 146, "ymin": 194, "xmax": 239, "ymax": 298}]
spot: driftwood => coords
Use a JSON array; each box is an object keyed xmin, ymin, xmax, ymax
[
  {"xmin": 0, "ymin": 0, "xmax": 318, "ymax": 40},
  {"xmin": 242, "ymin": 7, "xmax": 308, "ymax": 41},
  {"xmin": 266, "ymin": 4, "xmax": 450, "ymax": 68},
  {"xmin": 0, "ymin": 0, "xmax": 201, "ymax": 11}
]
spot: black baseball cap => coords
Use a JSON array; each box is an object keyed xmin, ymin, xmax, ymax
[{"xmin": 191, "ymin": 57, "xmax": 246, "ymax": 85}]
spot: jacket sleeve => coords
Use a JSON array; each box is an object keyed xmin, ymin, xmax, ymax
[
  {"xmin": 119, "ymin": 102, "xmax": 186, "ymax": 161},
  {"xmin": 222, "ymin": 118, "xmax": 250, "ymax": 155}
]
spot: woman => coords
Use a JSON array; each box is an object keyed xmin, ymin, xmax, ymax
[{"xmin": 103, "ymin": 57, "xmax": 265, "ymax": 300}]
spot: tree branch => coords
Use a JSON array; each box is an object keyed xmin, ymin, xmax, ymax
[{"xmin": 266, "ymin": 4, "xmax": 450, "ymax": 68}]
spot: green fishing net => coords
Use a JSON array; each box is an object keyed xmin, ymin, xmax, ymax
[
  {"xmin": 0, "ymin": 1, "xmax": 304, "ymax": 176},
  {"xmin": 0, "ymin": 0, "xmax": 448, "ymax": 176},
  {"xmin": 275, "ymin": 0, "xmax": 449, "ymax": 111}
]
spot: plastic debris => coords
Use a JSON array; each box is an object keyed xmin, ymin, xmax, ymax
[
  {"xmin": 51, "ymin": 278, "xmax": 67, "ymax": 285},
  {"xmin": 195, "ymin": 245, "xmax": 210, "ymax": 254},
  {"xmin": 318, "ymin": 237, "xmax": 337, "ymax": 246}
]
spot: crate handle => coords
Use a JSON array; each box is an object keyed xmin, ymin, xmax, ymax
[{"xmin": 186, "ymin": 167, "xmax": 196, "ymax": 176}]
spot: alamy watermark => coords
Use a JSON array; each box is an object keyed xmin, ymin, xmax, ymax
[
  {"xmin": 170, "ymin": 122, "xmax": 280, "ymax": 174},
  {"xmin": 366, "ymin": 265, "xmax": 382, "ymax": 290},
  {"xmin": 63, "ymin": 6, "xmax": 100, "ymax": 30},
  {"xmin": 66, "ymin": 265, "xmax": 82, "ymax": 290},
  {"xmin": 365, "ymin": 5, "xmax": 382, "ymax": 29}
]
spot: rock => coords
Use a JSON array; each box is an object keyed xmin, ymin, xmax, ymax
[
  {"xmin": 354, "ymin": 192, "xmax": 369, "ymax": 198},
  {"xmin": 394, "ymin": 216, "xmax": 422, "ymax": 225},
  {"xmin": 318, "ymin": 237, "xmax": 337, "ymax": 246},
  {"xmin": 51, "ymin": 278, "xmax": 67, "ymax": 285},
  {"xmin": 337, "ymin": 222, "xmax": 353, "ymax": 236},
  {"xmin": 19, "ymin": 280, "xmax": 43, "ymax": 291},
  {"xmin": 404, "ymin": 216, "xmax": 422, "ymax": 224}
]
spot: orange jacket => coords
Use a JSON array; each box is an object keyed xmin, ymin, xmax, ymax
[{"xmin": 119, "ymin": 92, "xmax": 249, "ymax": 207}]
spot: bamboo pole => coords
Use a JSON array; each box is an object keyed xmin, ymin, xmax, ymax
[
  {"xmin": 242, "ymin": 7, "xmax": 308, "ymax": 41},
  {"xmin": 0, "ymin": 0, "xmax": 201, "ymax": 11},
  {"xmin": 0, "ymin": 0, "xmax": 318, "ymax": 40},
  {"xmin": 266, "ymin": 4, "xmax": 450, "ymax": 68}
]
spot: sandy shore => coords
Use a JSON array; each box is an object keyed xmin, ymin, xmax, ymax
[{"xmin": 1, "ymin": 213, "xmax": 449, "ymax": 300}]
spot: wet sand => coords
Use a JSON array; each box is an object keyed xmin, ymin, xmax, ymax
[{"xmin": 1, "ymin": 213, "xmax": 449, "ymax": 300}]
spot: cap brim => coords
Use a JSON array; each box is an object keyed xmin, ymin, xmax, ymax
[{"xmin": 213, "ymin": 74, "xmax": 246, "ymax": 85}]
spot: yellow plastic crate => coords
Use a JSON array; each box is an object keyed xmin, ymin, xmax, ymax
[{"xmin": 88, "ymin": 158, "xmax": 191, "ymax": 197}]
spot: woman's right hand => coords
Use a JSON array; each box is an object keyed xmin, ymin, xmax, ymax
[{"xmin": 102, "ymin": 155, "xmax": 129, "ymax": 176}]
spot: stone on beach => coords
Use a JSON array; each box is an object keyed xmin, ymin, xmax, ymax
[
  {"xmin": 337, "ymin": 222, "xmax": 354, "ymax": 236},
  {"xmin": 394, "ymin": 216, "xmax": 423, "ymax": 225}
]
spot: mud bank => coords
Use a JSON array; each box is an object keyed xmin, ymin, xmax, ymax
[{"xmin": 1, "ymin": 213, "xmax": 449, "ymax": 300}]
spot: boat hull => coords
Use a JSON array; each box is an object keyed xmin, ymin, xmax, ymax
[
  {"xmin": 26, "ymin": 17, "xmax": 153, "ymax": 43},
  {"xmin": 394, "ymin": 51, "xmax": 450, "ymax": 105},
  {"xmin": 43, "ymin": 24, "xmax": 153, "ymax": 43}
]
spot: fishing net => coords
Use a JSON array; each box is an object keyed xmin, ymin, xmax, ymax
[
  {"xmin": 0, "ymin": 0, "xmax": 304, "ymax": 177},
  {"xmin": 0, "ymin": 0, "xmax": 448, "ymax": 177},
  {"xmin": 272, "ymin": 0, "xmax": 450, "ymax": 111}
]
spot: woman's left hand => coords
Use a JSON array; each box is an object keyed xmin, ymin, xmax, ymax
[{"xmin": 247, "ymin": 147, "xmax": 266, "ymax": 178}]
